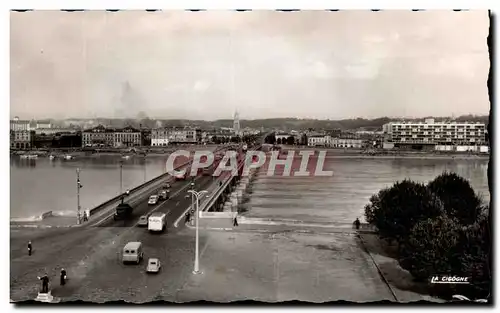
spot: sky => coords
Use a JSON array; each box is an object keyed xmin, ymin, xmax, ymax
[{"xmin": 10, "ymin": 10, "xmax": 490, "ymax": 121}]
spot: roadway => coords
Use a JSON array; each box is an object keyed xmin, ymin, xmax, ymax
[
  {"xmin": 95, "ymin": 174, "xmax": 219, "ymax": 230},
  {"xmin": 10, "ymin": 141, "xmax": 264, "ymax": 302}
]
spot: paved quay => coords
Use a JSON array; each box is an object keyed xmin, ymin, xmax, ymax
[{"xmin": 10, "ymin": 174, "xmax": 223, "ymax": 302}]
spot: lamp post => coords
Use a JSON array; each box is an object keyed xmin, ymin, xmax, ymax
[
  {"xmin": 76, "ymin": 168, "xmax": 83, "ymax": 224},
  {"xmin": 143, "ymin": 155, "xmax": 147, "ymax": 183},
  {"xmin": 188, "ymin": 187, "xmax": 208, "ymax": 275},
  {"xmin": 119, "ymin": 160, "xmax": 123, "ymax": 194}
]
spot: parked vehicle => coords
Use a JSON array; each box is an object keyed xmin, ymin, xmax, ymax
[
  {"xmin": 146, "ymin": 258, "xmax": 161, "ymax": 273},
  {"xmin": 148, "ymin": 212, "xmax": 167, "ymax": 232},
  {"xmin": 122, "ymin": 242, "xmax": 144, "ymax": 264},
  {"xmin": 148, "ymin": 195, "xmax": 159, "ymax": 205},
  {"xmin": 114, "ymin": 203, "xmax": 133, "ymax": 220}
]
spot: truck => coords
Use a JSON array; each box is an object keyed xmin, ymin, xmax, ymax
[
  {"xmin": 114, "ymin": 203, "xmax": 134, "ymax": 220},
  {"xmin": 148, "ymin": 212, "xmax": 167, "ymax": 232}
]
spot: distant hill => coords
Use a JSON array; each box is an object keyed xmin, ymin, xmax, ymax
[{"xmin": 58, "ymin": 115, "xmax": 489, "ymax": 131}]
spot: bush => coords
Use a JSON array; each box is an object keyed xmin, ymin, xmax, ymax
[
  {"xmin": 427, "ymin": 172, "xmax": 482, "ymax": 225},
  {"xmin": 399, "ymin": 215, "xmax": 463, "ymax": 282},
  {"xmin": 364, "ymin": 179, "xmax": 443, "ymax": 245},
  {"xmin": 455, "ymin": 215, "xmax": 491, "ymax": 299}
]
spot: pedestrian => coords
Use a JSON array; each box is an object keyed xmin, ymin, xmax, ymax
[
  {"xmin": 354, "ymin": 218, "xmax": 361, "ymax": 230},
  {"xmin": 37, "ymin": 274, "xmax": 50, "ymax": 293},
  {"xmin": 185, "ymin": 212, "xmax": 191, "ymax": 224},
  {"xmin": 60, "ymin": 268, "xmax": 67, "ymax": 286},
  {"xmin": 233, "ymin": 217, "xmax": 238, "ymax": 227},
  {"xmin": 28, "ymin": 240, "xmax": 32, "ymax": 256},
  {"xmin": 83, "ymin": 211, "xmax": 88, "ymax": 222}
]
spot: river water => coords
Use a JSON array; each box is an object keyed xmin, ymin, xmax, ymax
[
  {"xmin": 245, "ymin": 155, "xmax": 489, "ymax": 224},
  {"xmin": 10, "ymin": 154, "xmax": 489, "ymax": 224},
  {"xmin": 10, "ymin": 155, "xmax": 177, "ymax": 220}
]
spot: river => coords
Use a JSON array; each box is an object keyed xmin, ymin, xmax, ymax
[
  {"xmin": 245, "ymin": 155, "xmax": 490, "ymax": 224},
  {"xmin": 10, "ymin": 154, "xmax": 489, "ymax": 224}
]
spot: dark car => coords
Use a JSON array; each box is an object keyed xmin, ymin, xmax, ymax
[{"xmin": 114, "ymin": 203, "xmax": 133, "ymax": 220}]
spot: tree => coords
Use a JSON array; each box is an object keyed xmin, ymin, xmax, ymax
[
  {"xmin": 456, "ymin": 214, "xmax": 491, "ymax": 299},
  {"xmin": 286, "ymin": 136, "xmax": 295, "ymax": 145},
  {"xmin": 211, "ymin": 135, "xmax": 220, "ymax": 144},
  {"xmin": 364, "ymin": 179, "xmax": 443, "ymax": 245},
  {"xmin": 399, "ymin": 215, "xmax": 463, "ymax": 281},
  {"xmin": 427, "ymin": 172, "xmax": 482, "ymax": 225},
  {"xmin": 400, "ymin": 214, "xmax": 491, "ymax": 299}
]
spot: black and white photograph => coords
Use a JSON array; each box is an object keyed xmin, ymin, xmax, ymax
[{"xmin": 8, "ymin": 7, "xmax": 493, "ymax": 305}]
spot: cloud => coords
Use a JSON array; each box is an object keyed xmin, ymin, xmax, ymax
[{"xmin": 10, "ymin": 10, "xmax": 490, "ymax": 120}]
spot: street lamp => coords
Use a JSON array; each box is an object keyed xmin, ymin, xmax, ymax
[
  {"xmin": 188, "ymin": 188, "xmax": 208, "ymax": 275},
  {"xmin": 76, "ymin": 168, "xmax": 83, "ymax": 224},
  {"xmin": 143, "ymin": 155, "xmax": 147, "ymax": 183},
  {"xmin": 119, "ymin": 160, "xmax": 123, "ymax": 194}
]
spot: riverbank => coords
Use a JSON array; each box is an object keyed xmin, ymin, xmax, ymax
[{"xmin": 280, "ymin": 147, "xmax": 489, "ymax": 160}]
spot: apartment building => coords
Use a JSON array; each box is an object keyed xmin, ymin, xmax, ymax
[{"xmin": 383, "ymin": 119, "xmax": 487, "ymax": 146}]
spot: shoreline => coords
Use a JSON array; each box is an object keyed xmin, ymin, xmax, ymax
[{"xmin": 10, "ymin": 150, "xmax": 490, "ymax": 160}]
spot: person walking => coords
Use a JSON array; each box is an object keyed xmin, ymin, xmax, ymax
[
  {"xmin": 185, "ymin": 212, "xmax": 191, "ymax": 224},
  {"xmin": 83, "ymin": 211, "xmax": 88, "ymax": 222},
  {"xmin": 60, "ymin": 269, "xmax": 67, "ymax": 286},
  {"xmin": 37, "ymin": 274, "xmax": 50, "ymax": 293},
  {"xmin": 233, "ymin": 216, "xmax": 239, "ymax": 227},
  {"xmin": 28, "ymin": 240, "xmax": 32, "ymax": 256}
]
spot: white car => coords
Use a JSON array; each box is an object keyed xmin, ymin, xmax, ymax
[
  {"xmin": 146, "ymin": 258, "xmax": 161, "ymax": 273},
  {"xmin": 148, "ymin": 195, "xmax": 159, "ymax": 205}
]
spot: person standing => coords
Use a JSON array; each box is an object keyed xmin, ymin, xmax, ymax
[
  {"xmin": 60, "ymin": 269, "xmax": 67, "ymax": 286},
  {"xmin": 354, "ymin": 218, "xmax": 361, "ymax": 230},
  {"xmin": 37, "ymin": 274, "xmax": 49, "ymax": 293},
  {"xmin": 28, "ymin": 241, "xmax": 32, "ymax": 256}
]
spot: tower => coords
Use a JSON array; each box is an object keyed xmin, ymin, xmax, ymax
[{"xmin": 233, "ymin": 110, "xmax": 240, "ymax": 136}]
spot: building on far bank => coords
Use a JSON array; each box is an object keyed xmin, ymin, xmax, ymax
[
  {"xmin": 308, "ymin": 135, "xmax": 327, "ymax": 146},
  {"xmin": 10, "ymin": 130, "xmax": 33, "ymax": 149},
  {"xmin": 82, "ymin": 125, "xmax": 115, "ymax": 147},
  {"xmin": 330, "ymin": 138, "xmax": 364, "ymax": 149},
  {"xmin": 10, "ymin": 117, "xmax": 31, "ymax": 131},
  {"xmin": 382, "ymin": 119, "xmax": 488, "ymax": 150},
  {"xmin": 113, "ymin": 126, "xmax": 141, "ymax": 148},
  {"xmin": 151, "ymin": 126, "xmax": 201, "ymax": 146},
  {"xmin": 151, "ymin": 128, "xmax": 169, "ymax": 146}
]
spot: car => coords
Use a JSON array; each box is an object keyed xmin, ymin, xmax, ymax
[
  {"xmin": 158, "ymin": 189, "xmax": 169, "ymax": 200},
  {"xmin": 146, "ymin": 258, "xmax": 161, "ymax": 273},
  {"xmin": 148, "ymin": 195, "xmax": 159, "ymax": 205},
  {"xmin": 137, "ymin": 215, "xmax": 149, "ymax": 227}
]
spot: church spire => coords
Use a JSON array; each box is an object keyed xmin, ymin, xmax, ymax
[{"xmin": 233, "ymin": 109, "xmax": 240, "ymax": 136}]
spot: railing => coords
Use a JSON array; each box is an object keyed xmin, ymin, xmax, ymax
[
  {"xmin": 88, "ymin": 146, "xmax": 227, "ymax": 216},
  {"xmin": 200, "ymin": 145, "xmax": 262, "ymax": 212}
]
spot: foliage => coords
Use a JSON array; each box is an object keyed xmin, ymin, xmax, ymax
[
  {"xmin": 264, "ymin": 133, "xmax": 276, "ymax": 145},
  {"xmin": 399, "ymin": 216, "xmax": 463, "ymax": 281},
  {"xmin": 286, "ymin": 136, "xmax": 296, "ymax": 145},
  {"xmin": 427, "ymin": 172, "xmax": 482, "ymax": 225},
  {"xmin": 364, "ymin": 179, "xmax": 443, "ymax": 243}
]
